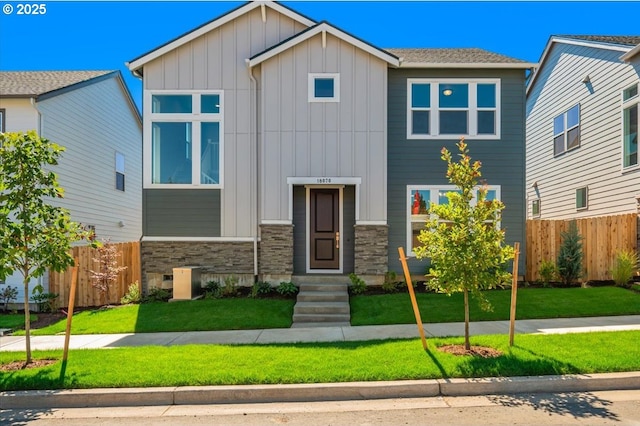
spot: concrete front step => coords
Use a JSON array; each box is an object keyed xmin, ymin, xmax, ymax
[
  {"xmin": 292, "ymin": 313, "xmax": 351, "ymax": 323},
  {"xmin": 294, "ymin": 302, "xmax": 350, "ymax": 315},
  {"xmin": 298, "ymin": 283, "xmax": 348, "ymax": 293},
  {"xmin": 296, "ymin": 290, "xmax": 349, "ymax": 303},
  {"xmin": 290, "ymin": 322, "xmax": 351, "ymax": 328},
  {"xmin": 292, "ymin": 275, "xmax": 351, "ymax": 285}
]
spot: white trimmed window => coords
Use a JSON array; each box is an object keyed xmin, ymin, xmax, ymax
[
  {"xmin": 576, "ymin": 187, "xmax": 588, "ymax": 210},
  {"xmin": 622, "ymin": 83, "xmax": 638, "ymax": 168},
  {"xmin": 407, "ymin": 79, "xmax": 500, "ymax": 139},
  {"xmin": 145, "ymin": 91, "xmax": 223, "ymax": 188},
  {"xmin": 407, "ymin": 185, "xmax": 501, "ymax": 255},
  {"xmin": 0, "ymin": 109, "xmax": 5, "ymax": 132},
  {"xmin": 553, "ymin": 104, "xmax": 580, "ymax": 156},
  {"xmin": 115, "ymin": 152, "xmax": 125, "ymax": 192},
  {"xmin": 308, "ymin": 73, "xmax": 340, "ymax": 102},
  {"xmin": 531, "ymin": 199, "xmax": 541, "ymax": 218}
]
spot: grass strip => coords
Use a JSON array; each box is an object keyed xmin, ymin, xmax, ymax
[
  {"xmin": 351, "ymin": 287, "xmax": 640, "ymax": 326},
  {"xmin": 1, "ymin": 331, "xmax": 639, "ymax": 391}
]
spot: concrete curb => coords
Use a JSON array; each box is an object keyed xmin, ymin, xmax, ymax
[{"xmin": 2, "ymin": 372, "xmax": 639, "ymax": 409}]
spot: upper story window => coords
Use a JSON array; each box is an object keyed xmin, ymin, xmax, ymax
[
  {"xmin": 308, "ymin": 73, "xmax": 340, "ymax": 102},
  {"xmin": 407, "ymin": 79, "xmax": 500, "ymax": 140},
  {"xmin": 622, "ymin": 83, "xmax": 638, "ymax": 168},
  {"xmin": 115, "ymin": 152, "xmax": 125, "ymax": 192},
  {"xmin": 407, "ymin": 185, "xmax": 501, "ymax": 255},
  {"xmin": 553, "ymin": 104, "xmax": 580, "ymax": 156},
  {"xmin": 145, "ymin": 91, "xmax": 223, "ymax": 188},
  {"xmin": 0, "ymin": 109, "xmax": 5, "ymax": 132}
]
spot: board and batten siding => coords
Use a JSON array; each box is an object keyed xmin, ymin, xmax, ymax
[
  {"xmin": 260, "ymin": 33, "xmax": 388, "ymax": 222},
  {"xmin": 387, "ymin": 68, "xmax": 527, "ymax": 275},
  {"xmin": 526, "ymin": 43, "xmax": 640, "ymax": 219},
  {"xmin": 36, "ymin": 76, "xmax": 142, "ymax": 243},
  {"xmin": 142, "ymin": 7, "xmax": 307, "ymax": 238}
]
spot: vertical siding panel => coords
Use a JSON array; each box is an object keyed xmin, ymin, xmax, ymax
[
  {"xmin": 206, "ymin": 30, "xmax": 222, "ymax": 88},
  {"xmin": 162, "ymin": 50, "xmax": 179, "ymax": 89},
  {"xmin": 192, "ymin": 36, "xmax": 208, "ymax": 89},
  {"xmin": 177, "ymin": 43, "xmax": 193, "ymax": 89}
]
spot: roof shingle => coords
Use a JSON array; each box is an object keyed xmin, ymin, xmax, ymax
[
  {"xmin": 0, "ymin": 71, "xmax": 113, "ymax": 96},
  {"xmin": 555, "ymin": 35, "xmax": 640, "ymax": 46},
  {"xmin": 385, "ymin": 48, "xmax": 530, "ymax": 65}
]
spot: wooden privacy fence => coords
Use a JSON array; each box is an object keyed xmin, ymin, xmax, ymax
[
  {"xmin": 49, "ymin": 241, "xmax": 141, "ymax": 308},
  {"xmin": 526, "ymin": 213, "xmax": 638, "ymax": 282}
]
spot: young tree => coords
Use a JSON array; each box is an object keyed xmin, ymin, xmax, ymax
[
  {"xmin": 557, "ymin": 220, "xmax": 583, "ymax": 286},
  {"xmin": 414, "ymin": 139, "xmax": 514, "ymax": 350},
  {"xmin": 0, "ymin": 131, "xmax": 91, "ymax": 364},
  {"xmin": 90, "ymin": 239, "xmax": 127, "ymax": 305}
]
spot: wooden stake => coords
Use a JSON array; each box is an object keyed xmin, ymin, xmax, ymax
[
  {"xmin": 508, "ymin": 242, "xmax": 521, "ymax": 347},
  {"xmin": 398, "ymin": 247, "xmax": 428, "ymax": 351},
  {"xmin": 62, "ymin": 257, "xmax": 79, "ymax": 363}
]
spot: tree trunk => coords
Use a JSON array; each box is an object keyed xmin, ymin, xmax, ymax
[
  {"xmin": 23, "ymin": 268, "xmax": 32, "ymax": 364},
  {"xmin": 463, "ymin": 289, "xmax": 470, "ymax": 350}
]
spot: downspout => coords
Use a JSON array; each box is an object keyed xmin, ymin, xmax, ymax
[{"xmin": 246, "ymin": 59, "xmax": 259, "ymax": 280}]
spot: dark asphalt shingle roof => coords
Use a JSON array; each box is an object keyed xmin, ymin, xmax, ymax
[
  {"xmin": 0, "ymin": 71, "xmax": 113, "ymax": 96},
  {"xmin": 555, "ymin": 35, "xmax": 640, "ymax": 46},
  {"xmin": 385, "ymin": 48, "xmax": 530, "ymax": 65}
]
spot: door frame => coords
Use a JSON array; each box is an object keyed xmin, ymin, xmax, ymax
[{"xmin": 305, "ymin": 185, "xmax": 344, "ymax": 274}]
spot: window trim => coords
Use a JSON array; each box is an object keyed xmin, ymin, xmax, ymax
[
  {"xmin": 575, "ymin": 186, "xmax": 588, "ymax": 211},
  {"xmin": 407, "ymin": 78, "xmax": 501, "ymax": 140},
  {"xmin": 115, "ymin": 152, "xmax": 125, "ymax": 192},
  {"xmin": 0, "ymin": 108, "xmax": 5, "ymax": 133},
  {"xmin": 531, "ymin": 198, "xmax": 541, "ymax": 218},
  {"xmin": 406, "ymin": 184, "xmax": 501, "ymax": 256},
  {"xmin": 621, "ymin": 83, "xmax": 639, "ymax": 170},
  {"xmin": 144, "ymin": 90, "xmax": 224, "ymax": 189},
  {"xmin": 308, "ymin": 73, "xmax": 340, "ymax": 102},
  {"xmin": 553, "ymin": 104, "xmax": 581, "ymax": 156}
]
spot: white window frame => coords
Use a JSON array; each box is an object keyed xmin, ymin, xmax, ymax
[
  {"xmin": 0, "ymin": 108, "xmax": 5, "ymax": 133},
  {"xmin": 576, "ymin": 186, "xmax": 588, "ymax": 211},
  {"xmin": 407, "ymin": 79, "xmax": 501, "ymax": 140},
  {"xmin": 144, "ymin": 90, "xmax": 224, "ymax": 189},
  {"xmin": 406, "ymin": 185, "xmax": 501, "ymax": 256},
  {"xmin": 622, "ymin": 83, "xmax": 639, "ymax": 170},
  {"xmin": 115, "ymin": 152, "xmax": 125, "ymax": 192},
  {"xmin": 308, "ymin": 73, "xmax": 340, "ymax": 102},
  {"xmin": 553, "ymin": 104, "xmax": 581, "ymax": 156},
  {"xmin": 531, "ymin": 198, "xmax": 541, "ymax": 218}
]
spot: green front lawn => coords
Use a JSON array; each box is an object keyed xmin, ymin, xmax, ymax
[
  {"xmin": 1, "ymin": 331, "xmax": 639, "ymax": 391},
  {"xmin": 351, "ymin": 286, "xmax": 640, "ymax": 326},
  {"xmin": 0, "ymin": 314, "xmax": 36, "ymax": 330}
]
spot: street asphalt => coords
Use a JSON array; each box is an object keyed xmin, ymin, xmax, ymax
[{"xmin": 1, "ymin": 315, "xmax": 639, "ymax": 410}]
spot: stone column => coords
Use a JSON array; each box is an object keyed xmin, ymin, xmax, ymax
[
  {"xmin": 354, "ymin": 224, "xmax": 388, "ymax": 283},
  {"xmin": 259, "ymin": 224, "xmax": 294, "ymax": 284}
]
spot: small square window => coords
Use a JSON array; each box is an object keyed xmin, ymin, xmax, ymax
[
  {"xmin": 151, "ymin": 95, "xmax": 192, "ymax": 113},
  {"xmin": 532, "ymin": 199, "xmax": 541, "ymax": 217},
  {"xmin": 576, "ymin": 187, "xmax": 588, "ymax": 210},
  {"xmin": 115, "ymin": 152, "xmax": 125, "ymax": 192},
  {"xmin": 308, "ymin": 73, "xmax": 340, "ymax": 102}
]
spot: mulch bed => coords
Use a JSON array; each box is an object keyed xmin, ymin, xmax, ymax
[
  {"xmin": 0, "ymin": 359, "xmax": 58, "ymax": 372},
  {"xmin": 438, "ymin": 344, "xmax": 503, "ymax": 358}
]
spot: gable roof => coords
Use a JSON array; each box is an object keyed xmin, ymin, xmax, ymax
[
  {"xmin": 0, "ymin": 70, "xmax": 114, "ymax": 98},
  {"xmin": 248, "ymin": 21, "xmax": 400, "ymax": 67},
  {"xmin": 527, "ymin": 35, "xmax": 640, "ymax": 94},
  {"xmin": 387, "ymin": 48, "xmax": 536, "ymax": 69},
  {"xmin": 127, "ymin": 1, "xmax": 315, "ymax": 75}
]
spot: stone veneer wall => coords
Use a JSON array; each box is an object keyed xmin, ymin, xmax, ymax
[
  {"xmin": 354, "ymin": 224, "xmax": 388, "ymax": 276},
  {"xmin": 259, "ymin": 224, "xmax": 294, "ymax": 276},
  {"xmin": 141, "ymin": 241, "xmax": 254, "ymax": 292}
]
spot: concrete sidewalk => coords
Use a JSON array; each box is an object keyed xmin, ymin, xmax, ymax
[{"xmin": 2, "ymin": 315, "xmax": 640, "ymax": 351}]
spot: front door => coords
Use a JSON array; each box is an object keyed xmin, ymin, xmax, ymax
[{"xmin": 309, "ymin": 188, "xmax": 340, "ymax": 270}]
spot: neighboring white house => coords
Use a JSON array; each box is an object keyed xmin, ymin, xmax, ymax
[
  {"xmin": 0, "ymin": 70, "xmax": 142, "ymax": 301},
  {"xmin": 526, "ymin": 35, "xmax": 640, "ymax": 219}
]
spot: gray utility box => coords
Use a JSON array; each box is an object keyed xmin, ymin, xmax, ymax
[{"xmin": 172, "ymin": 267, "xmax": 201, "ymax": 300}]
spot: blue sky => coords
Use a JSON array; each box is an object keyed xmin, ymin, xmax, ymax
[{"xmin": 1, "ymin": 1, "xmax": 639, "ymax": 110}]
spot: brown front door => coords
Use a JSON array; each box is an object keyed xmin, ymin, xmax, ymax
[{"xmin": 309, "ymin": 188, "xmax": 340, "ymax": 270}]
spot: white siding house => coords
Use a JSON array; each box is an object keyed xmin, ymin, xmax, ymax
[
  {"xmin": 526, "ymin": 36, "xmax": 640, "ymax": 219},
  {"xmin": 0, "ymin": 70, "xmax": 142, "ymax": 301}
]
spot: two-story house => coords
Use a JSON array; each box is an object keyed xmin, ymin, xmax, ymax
[
  {"xmin": 0, "ymin": 70, "xmax": 142, "ymax": 301},
  {"xmin": 127, "ymin": 1, "xmax": 533, "ymax": 291}
]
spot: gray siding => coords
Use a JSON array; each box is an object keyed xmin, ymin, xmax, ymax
[
  {"xmin": 526, "ymin": 43, "xmax": 640, "ymax": 219},
  {"xmin": 260, "ymin": 33, "xmax": 388, "ymax": 222},
  {"xmin": 143, "ymin": 7, "xmax": 307, "ymax": 237},
  {"xmin": 144, "ymin": 189, "xmax": 221, "ymax": 237},
  {"xmin": 387, "ymin": 68, "xmax": 527, "ymax": 275}
]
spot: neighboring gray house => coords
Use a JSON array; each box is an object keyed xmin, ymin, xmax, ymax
[
  {"xmin": 526, "ymin": 36, "xmax": 640, "ymax": 220},
  {"xmin": 127, "ymin": 1, "xmax": 533, "ymax": 289},
  {"xmin": 0, "ymin": 70, "xmax": 142, "ymax": 300}
]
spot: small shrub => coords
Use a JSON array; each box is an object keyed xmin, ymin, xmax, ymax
[
  {"xmin": 276, "ymin": 281, "xmax": 298, "ymax": 296},
  {"xmin": 203, "ymin": 280, "xmax": 221, "ymax": 299},
  {"xmin": 382, "ymin": 271, "xmax": 399, "ymax": 293},
  {"xmin": 222, "ymin": 275, "xmax": 239, "ymax": 297},
  {"xmin": 611, "ymin": 250, "xmax": 639, "ymax": 287},
  {"xmin": 143, "ymin": 287, "xmax": 171, "ymax": 303},
  {"xmin": 557, "ymin": 221, "xmax": 584, "ymax": 286},
  {"xmin": 538, "ymin": 260, "xmax": 558, "ymax": 287},
  {"xmin": 0, "ymin": 285, "xmax": 18, "ymax": 311},
  {"xmin": 120, "ymin": 282, "xmax": 141, "ymax": 305},
  {"xmin": 31, "ymin": 288, "xmax": 59, "ymax": 313},
  {"xmin": 349, "ymin": 273, "xmax": 367, "ymax": 295},
  {"xmin": 250, "ymin": 281, "xmax": 272, "ymax": 298}
]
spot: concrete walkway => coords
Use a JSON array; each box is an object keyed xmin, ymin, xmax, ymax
[{"xmin": 2, "ymin": 315, "xmax": 640, "ymax": 352}]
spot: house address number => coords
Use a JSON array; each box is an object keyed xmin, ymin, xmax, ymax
[{"xmin": 316, "ymin": 178, "xmax": 332, "ymax": 183}]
